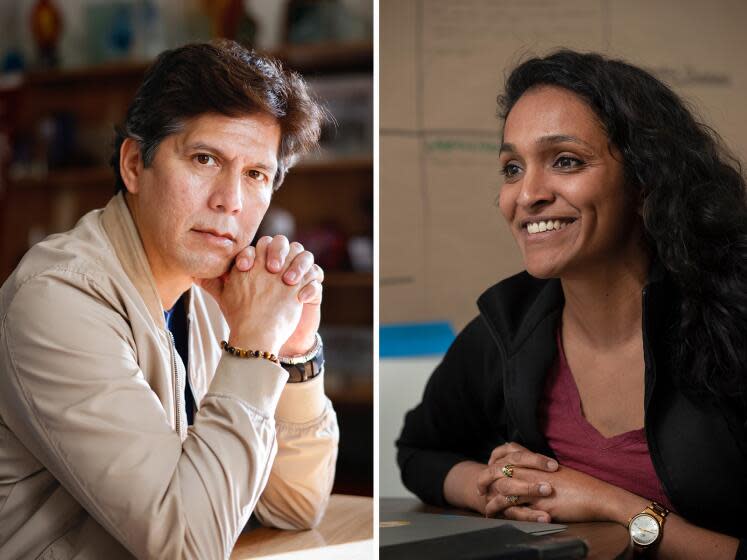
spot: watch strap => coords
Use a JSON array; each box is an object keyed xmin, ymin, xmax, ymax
[
  {"xmin": 281, "ymin": 338, "xmax": 324, "ymax": 383},
  {"xmin": 629, "ymin": 501, "xmax": 669, "ymax": 554}
]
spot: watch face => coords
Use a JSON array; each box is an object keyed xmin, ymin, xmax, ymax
[{"xmin": 630, "ymin": 513, "xmax": 660, "ymax": 546}]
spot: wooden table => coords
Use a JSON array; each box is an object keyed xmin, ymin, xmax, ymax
[
  {"xmin": 232, "ymin": 494, "xmax": 373, "ymax": 559},
  {"xmin": 381, "ymin": 497, "xmax": 632, "ymax": 560}
]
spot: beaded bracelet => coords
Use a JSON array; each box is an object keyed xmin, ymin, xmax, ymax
[{"xmin": 220, "ymin": 340, "xmax": 279, "ymax": 364}]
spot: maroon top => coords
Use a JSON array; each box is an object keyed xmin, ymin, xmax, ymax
[{"xmin": 538, "ymin": 330, "xmax": 674, "ymax": 511}]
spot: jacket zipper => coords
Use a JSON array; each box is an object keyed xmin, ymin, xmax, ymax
[
  {"xmin": 167, "ymin": 330, "xmax": 181, "ymax": 437},
  {"xmin": 640, "ymin": 286, "xmax": 677, "ymax": 510}
]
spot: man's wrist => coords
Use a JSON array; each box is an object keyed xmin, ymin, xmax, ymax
[
  {"xmin": 279, "ymin": 332, "xmax": 318, "ymax": 358},
  {"xmin": 280, "ymin": 333, "xmax": 323, "ymax": 383},
  {"xmin": 228, "ymin": 334, "xmax": 280, "ymax": 356}
]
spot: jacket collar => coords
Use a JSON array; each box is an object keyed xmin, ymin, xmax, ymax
[
  {"xmin": 477, "ymin": 272, "xmax": 564, "ymax": 357},
  {"xmin": 101, "ymin": 192, "xmax": 167, "ymax": 328},
  {"xmin": 477, "ymin": 260, "xmax": 668, "ymax": 357},
  {"xmin": 475, "ymin": 261, "xmax": 670, "ymax": 455}
]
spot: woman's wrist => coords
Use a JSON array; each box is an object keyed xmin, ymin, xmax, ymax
[
  {"xmin": 444, "ymin": 460, "xmax": 486, "ymax": 513},
  {"xmin": 598, "ymin": 485, "xmax": 650, "ymax": 525}
]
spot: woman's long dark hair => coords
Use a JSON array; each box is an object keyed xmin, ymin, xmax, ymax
[{"xmin": 498, "ymin": 50, "xmax": 747, "ymax": 405}]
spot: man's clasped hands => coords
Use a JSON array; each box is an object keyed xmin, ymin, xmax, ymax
[{"xmin": 197, "ymin": 235, "xmax": 323, "ymax": 358}]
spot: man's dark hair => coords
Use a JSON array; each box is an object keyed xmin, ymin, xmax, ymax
[{"xmin": 111, "ymin": 39, "xmax": 324, "ymax": 192}]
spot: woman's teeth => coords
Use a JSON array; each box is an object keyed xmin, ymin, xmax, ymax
[{"xmin": 526, "ymin": 220, "xmax": 572, "ymax": 234}]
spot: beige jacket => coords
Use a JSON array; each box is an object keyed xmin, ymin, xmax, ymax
[{"xmin": 0, "ymin": 193, "xmax": 339, "ymax": 559}]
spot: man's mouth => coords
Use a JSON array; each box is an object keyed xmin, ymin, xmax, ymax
[{"xmin": 193, "ymin": 228, "xmax": 236, "ymax": 242}]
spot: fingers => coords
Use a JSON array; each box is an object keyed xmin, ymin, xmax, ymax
[
  {"xmin": 500, "ymin": 505, "xmax": 552, "ymax": 524},
  {"xmin": 489, "ymin": 444, "xmax": 559, "ymax": 472},
  {"xmin": 489, "ymin": 442, "xmax": 527, "ymax": 466},
  {"xmin": 234, "ymin": 245, "xmax": 256, "ymax": 271},
  {"xmin": 477, "ymin": 453, "xmax": 556, "ymax": 496},
  {"xmin": 483, "ymin": 478, "xmax": 553, "ymax": 518},
  {"xmin": 488, "ymin": 478, "xmax": 553, "ymax": 501},
  {"xmin": 254, "ymin": 236, "xmax": 273, "ymax": 271},
  {"xmin": 265, "ymin": 235, "xmax": 290, "ymax": 273},
  {"xmin": 282, "ymin": 242, "xmax": 314, "ymax": 284},
  {"xmin": 253, "ymin": 236, "xmax": 318, "ymax": 284},
  {"xmin": 489, "ymin": 442, "xmax": 557, "ymax": 470}
]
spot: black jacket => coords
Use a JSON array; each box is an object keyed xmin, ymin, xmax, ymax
[{"xmin": 397, "ymin": 269, "xmax": 747, "ymax": 546}]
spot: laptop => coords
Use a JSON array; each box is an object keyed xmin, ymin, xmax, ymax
[{"xmin": 380, "ymin": 511, "xmax": 588, "ymax": 559}]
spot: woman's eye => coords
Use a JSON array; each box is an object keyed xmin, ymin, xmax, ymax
[
  {"xmin": 500, "ymin": 163, "xmax": 521, "ymax": 178},
  {"xmin": 195, "ymin": 154, "xmax": 217, "ymax": 166},
  {"xmin": 554, "ymin": 156, "xmax": 583, "ymax": 169}
]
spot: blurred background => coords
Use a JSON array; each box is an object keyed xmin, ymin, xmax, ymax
[
  {"xmin": 379, "ymin": 0, "xmax": 747, "ymax": 498},
  {"xmin": 0, "ymin": 0, "xmax": 372, "ymax": 496}
]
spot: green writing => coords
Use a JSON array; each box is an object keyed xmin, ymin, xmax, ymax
[{"xmin": 426, "ymin": 139, "xmax": 499, "ymax": 154}]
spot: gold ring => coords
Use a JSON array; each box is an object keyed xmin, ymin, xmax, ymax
[
  {"xmin": 501, "ymin": 464, "xmax": 515, "ymax": 478},
  {"xmin": 505, "ymin": 495, "xmax": 520, "ymax": 505}
]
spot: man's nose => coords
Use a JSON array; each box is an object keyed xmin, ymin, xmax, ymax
[
  {"xmin": 516, "ymin": 167, "xmax": 554, "ymax": 210},
  {"xmin": 209, "ymin": 170, "xmax": 243, "ymax": 214}
]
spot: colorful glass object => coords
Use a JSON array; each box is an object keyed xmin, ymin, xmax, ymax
[{"xmin": 31, "ymin": 0, "xmax": 63, "ymax": 67}]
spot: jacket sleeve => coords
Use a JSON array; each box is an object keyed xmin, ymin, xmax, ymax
[
  {"xmin": 253, "ymin": 370, "xmax": 339, "ymax": 529},
  {"xmin": 396, "ymin": 316, "xmax": 508, "ymax": 507},
  {"xmin": 0, "ymin": 272, "xmax": 288, "ymax": 560}
]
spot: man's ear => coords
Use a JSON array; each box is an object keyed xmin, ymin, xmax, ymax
[{"xmin": 120, "ymin": 138, "xmax": 143, "ymax": 195}]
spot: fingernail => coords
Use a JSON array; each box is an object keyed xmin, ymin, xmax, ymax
[
  {"xmin": 238, "ymin": 258, "xmax": 249, "ymax": 270},
  {"xmin": 539, "ymin": 483, "xmax": 551, "ymax": 495},
  {"xmin": 285, "ymin": 271, "xmax": 297, "ymax": 282},
  {"xmin": 538, "ymin": 515, "xmax": 550, "ymax": 523},
  {"xmin": 477, "ymin": 489, "xmax": 484, "ymax": 496},
  {"xmin": 547, "ymin": 460, "xmax": 558, "ymax": 470}
]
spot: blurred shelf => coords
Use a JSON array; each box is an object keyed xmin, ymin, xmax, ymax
[
  {"xmin": 274, "ymin": 40, "xmax": 373, "ymax": 74},
  {"xmin": 23, "ymin": 61, "xmax": 149, "ymax": 88},
  {"xmin": 295, "ymin": 156, "xmax": 372, "ymax": 173},
  {"xmin": 8, "ymin": 156, "xmax": 372, "ymax": 191},
  {"xmin": 10, "ymin": 167, "xmax": 115, "ymax": 190},
  {"xmin": 327, "ymin": 380, "xmax": 373, "ymax": 406},
  {"xmin": 13, "ymin": 40, "xmax": 373, "ymax": 89},
  {"xmin": 325, "ymin": 271, "xmax": 372, "ymax": 288}
]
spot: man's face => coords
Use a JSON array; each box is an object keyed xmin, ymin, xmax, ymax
[{"xmin": 125, "ymin": 112, "xmax": 281, "ymax": 285}]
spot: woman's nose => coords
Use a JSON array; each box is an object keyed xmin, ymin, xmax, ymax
[{"xmin": 516, "ymin": 168, "xmax": 554, "ymax": 210}]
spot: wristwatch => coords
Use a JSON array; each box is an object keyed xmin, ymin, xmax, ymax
[
  {"xmin": 279, "ymin": 333, "xmax": 324, "ymax": 383},
  {"xmin": 628, "ymin": 501, "xmax": 669, "ymax": 554}
]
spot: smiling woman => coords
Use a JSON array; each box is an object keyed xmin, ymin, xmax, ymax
[{"xmin": 397, "ymin": 50, "xmax": 747, "ymax": 560}]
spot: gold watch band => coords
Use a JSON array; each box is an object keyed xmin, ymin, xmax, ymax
[{"xmin": 629, "ymin": 501, "xmax": 669, "ymax": 555}]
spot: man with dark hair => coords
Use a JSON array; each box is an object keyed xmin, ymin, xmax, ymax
[{"xmin": 0, "ymin": 40, "xmax": 338, "ymax": 559}]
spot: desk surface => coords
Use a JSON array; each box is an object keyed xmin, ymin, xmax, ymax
[
  {"xmin": 232, "ymin": 494, "xmax": 373, "ymax": 559},
  {"xmin": 381, "ymin": 497, "xmax": 631, "ymax": 560}
]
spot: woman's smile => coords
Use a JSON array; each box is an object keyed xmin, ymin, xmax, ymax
[{"xmin": 498, "ymin": 85, "xmax": 643, "ymax": 280}]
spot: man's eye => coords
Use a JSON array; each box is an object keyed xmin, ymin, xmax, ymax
[
  {"xmin": 195, "ymin": 154, "xmax": 217, "ymax": 166},
  {"xmin": 247, "ymin": 169, "xmax": 266, "ymax": 181}
]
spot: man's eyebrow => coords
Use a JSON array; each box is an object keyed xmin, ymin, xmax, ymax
[
  {"xmin": 499, "ymin": 134, "xmax": 594, "ymax": 155},
  {"xmin": 184, "ymin": 141, "xmax": 276, "ymax": 172}
]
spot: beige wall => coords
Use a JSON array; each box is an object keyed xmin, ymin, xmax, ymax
[{"xmin": 380, "ymin": 0, "xmax": 747, "ymax": 331}]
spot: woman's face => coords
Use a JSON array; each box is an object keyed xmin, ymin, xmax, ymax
[{"xmin": 498, "ymin": 85, "xmax": 643, "ymax": 280}]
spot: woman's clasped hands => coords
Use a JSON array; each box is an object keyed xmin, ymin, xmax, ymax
[{"xmin": 478, "ymin": 442, "xmax": 616, "ymax": 524}]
